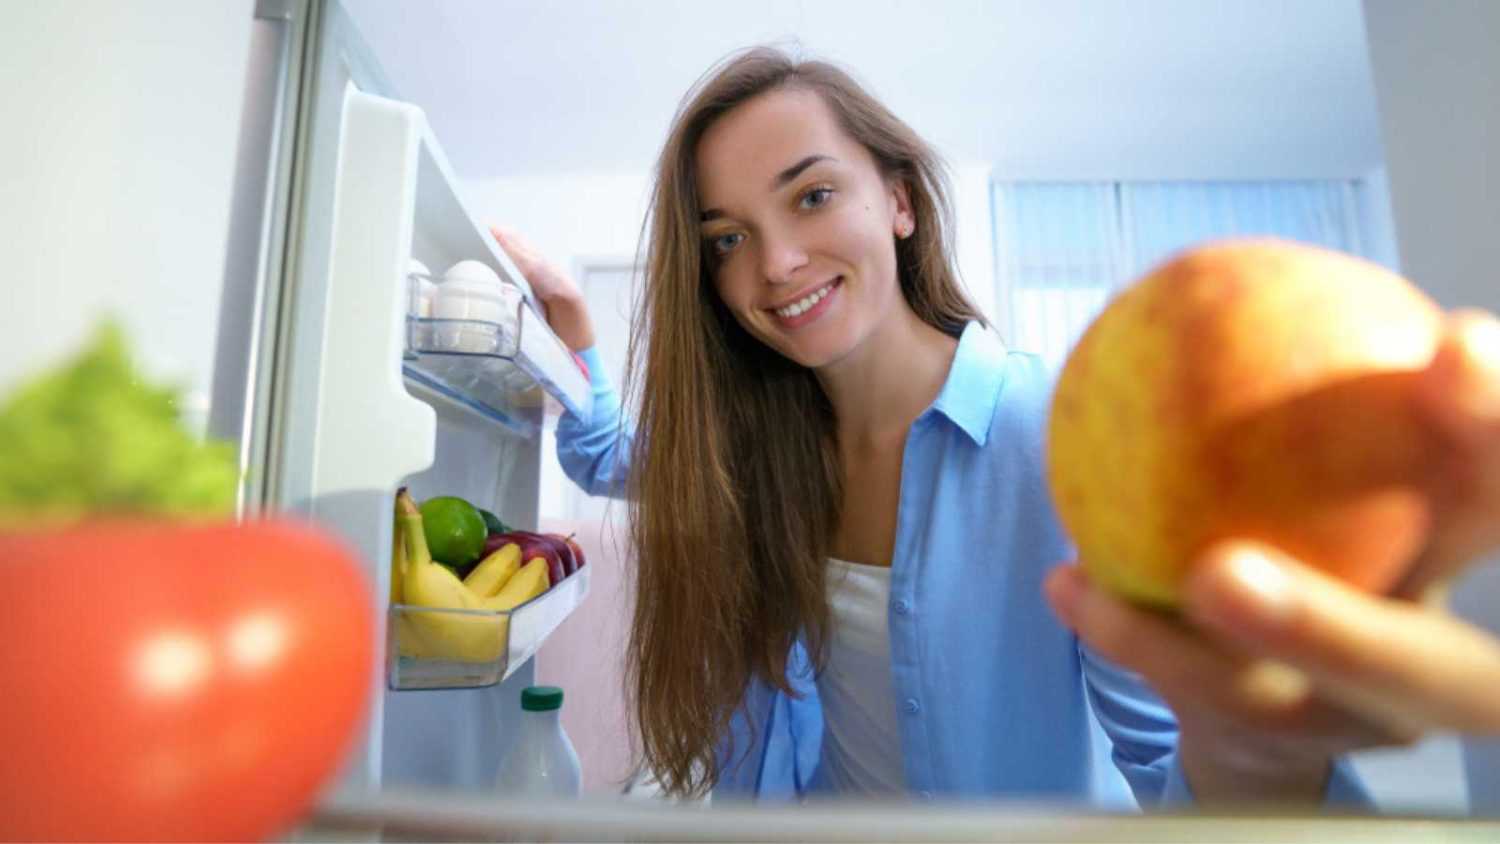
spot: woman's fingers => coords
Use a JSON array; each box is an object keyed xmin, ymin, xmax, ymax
[
  {"xmin": 488, "ymin": 223, "xmax": 588, "ymax": 310},
  {"xmin": 1184, "ymin": 542, "xmax": 1500, "ymax": 734},
  {"xmin": 1045, "ymin": 566, "xmax": 1397, "ymax": 751}
]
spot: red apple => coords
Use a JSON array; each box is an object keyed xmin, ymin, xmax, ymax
[
  {"xmin": 562, "ymin": 534, "xmax": 587, "ymax": 571},
  {"xmin": 481, "ymin": 532, "xmax": 512, "ymax": 559},
  {"xmin": 548, "ymin": 533, "xmax": 578, "ymax": 576}
]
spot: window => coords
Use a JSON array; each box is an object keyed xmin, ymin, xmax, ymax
[{"xmin": 992, "ymin": 180, "xmax": 1370, "ymax": 370}]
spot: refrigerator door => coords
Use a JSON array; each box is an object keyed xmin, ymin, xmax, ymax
[
  {"xmin": 209, "ymin": 0, "xmax": 308, "ymax": 515},
  {"xmin": 262, "ymin": 0, "xmax": 591, "ymax": 794}
]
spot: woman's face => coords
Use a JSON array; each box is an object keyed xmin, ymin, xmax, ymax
[{"xmin": 695, "ymin": 87, "xmax": 914, "ymax": 370}]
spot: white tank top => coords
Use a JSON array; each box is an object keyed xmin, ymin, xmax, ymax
[{"xmin": 816, "ymin": 557, "xmax": 905, "ymax": 795}]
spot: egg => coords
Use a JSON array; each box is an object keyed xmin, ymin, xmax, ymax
[
  {"xmin": 441, "ymin": 259, "xmax": 502, "ymax": 286},
  {"xmin": 406, "ymin": 259, "xmax": 436, "ymax": 318},
  {"xmin": 430, "ymin": 259, "xmax": 519, "ymax": 353}
]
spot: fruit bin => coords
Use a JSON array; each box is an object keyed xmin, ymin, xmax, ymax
[
  {"xmin": 386, "ymin": 565, "xmax": 591, "ymax": 690},
  {"xmin": 402, "ymin": 295, "xmax": 590, "ymax": 439}
]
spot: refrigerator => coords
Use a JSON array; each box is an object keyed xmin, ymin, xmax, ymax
[
  {"xmin": 212, "ymin": 0, "xmax": 593, "ymax": 795},
  {"xmin": 16, "ymin": 0, "xmax": 1498, "ymax": 838}
]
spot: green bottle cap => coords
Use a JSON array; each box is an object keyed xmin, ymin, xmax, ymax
[{"xmin": 521, "ymin": 685, "xmax": 564, "ymax": 712}]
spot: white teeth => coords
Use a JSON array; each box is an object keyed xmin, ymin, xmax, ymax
[{"xmin": 775, "ymin": 282, "xmax": 834, "ymax": 319}]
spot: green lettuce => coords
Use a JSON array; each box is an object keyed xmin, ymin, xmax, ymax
[{"xmin": 0, "ymin": 323, "xmax": 238, "ymax": 524}]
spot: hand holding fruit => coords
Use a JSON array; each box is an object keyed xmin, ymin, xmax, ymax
[
  {"xmin": 1168, "ymin": 309, "xmax": 1500, "ymax": 736},
  {"xmin": 1043, "ymin": 241, "xmax": 1500, "ymax": 802}
]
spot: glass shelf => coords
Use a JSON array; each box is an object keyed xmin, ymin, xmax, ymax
[
  {"xmin": 402, "ymin": 299, "xmax": 590, "ymax": 438},
  {"xmin": 387, "ymin": 565, "xmax": 591, "ymax": 691}
]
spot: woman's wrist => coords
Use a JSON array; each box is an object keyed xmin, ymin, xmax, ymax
[{"xmin": 1179, "ymin": 732, "xmax": 1332, "ymax": 805}]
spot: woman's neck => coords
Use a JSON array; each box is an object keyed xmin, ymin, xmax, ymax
[{"xmin": 815, "ymin": 306, "xmax": 960, "ymax": 449}]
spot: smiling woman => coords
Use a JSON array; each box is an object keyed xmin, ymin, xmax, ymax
[{"xmin": 613, "ymin": 50, "xmax": 984, "ymax": 798}]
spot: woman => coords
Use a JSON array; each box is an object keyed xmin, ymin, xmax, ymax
[{"xmin": 493, "ymin": 46, "xmax": 1500, "ymax": 805}]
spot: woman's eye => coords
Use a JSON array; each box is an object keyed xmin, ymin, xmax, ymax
[
  {"xmin": 710, "ymin": 232, "xmax": 744, "ymax": 256},
  {"xmin": 799, "ymin": 187, "xmax": 833, "ymax": 210}
]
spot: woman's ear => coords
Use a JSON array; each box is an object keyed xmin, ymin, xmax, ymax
[{"xmin": 891, "ymin": 179, "xmax": 915, "ymax": 239}]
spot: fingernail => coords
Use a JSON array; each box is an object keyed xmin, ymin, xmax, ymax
[
  {"xmin": 1456, "ymin": 316, "xmax": 1500, "ymax": 422},
  {"xmin": 1188, "ymin": 544, "xmax": 1298, "ymax": 633},
  {"xmin": 1237, "ymin": 660, "xmax": 1312, "ymax": 709}
]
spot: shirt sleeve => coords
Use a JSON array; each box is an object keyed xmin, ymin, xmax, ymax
[
  {"xmin": 1079, "ymin": 641, "xmax": 1376, "ymax": 811},
  {"xmin": 555, "ymin": 346, "xmax": 634, "ymax": 499}
]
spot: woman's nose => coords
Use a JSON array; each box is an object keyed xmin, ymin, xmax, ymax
[{"xmin": 758, "ymin": 229, "xmax": 810, "ymax": 285}]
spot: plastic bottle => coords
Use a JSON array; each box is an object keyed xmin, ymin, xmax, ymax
[{"xmin": 495, "ymin": 685, "xmax": 582, "ymax": 798}]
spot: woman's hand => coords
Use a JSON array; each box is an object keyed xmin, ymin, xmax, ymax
[
  {"xmin": 1045, "ymin": 310, "xmax": 1500, "ymax": 805},
  {"xmin": 489, "ymin": 225, "xmax": 597, "ymax": 351}
]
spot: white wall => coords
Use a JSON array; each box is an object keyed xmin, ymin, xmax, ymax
[
  {"xmin": 1363, "ymin": 0, "xmax": 1500, "ymax": 816},
  {"xmin": 0, "ymin": 0, "xmax": 253, "ymax": 429}
]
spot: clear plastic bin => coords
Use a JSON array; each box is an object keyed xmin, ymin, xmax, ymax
[{"xmin": 386, "ymin": 565, "xmax": 591, "ymax": 690}]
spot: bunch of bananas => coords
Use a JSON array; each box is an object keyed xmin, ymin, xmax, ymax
[{"xmin": 391, "ymin": 488, "xmax": 549, "ymax": 663}]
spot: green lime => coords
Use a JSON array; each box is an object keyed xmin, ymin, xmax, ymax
[
  {"xmin": 478, "ymin": 508, "xmax": 510, "ymax": 535},
  {"xmin": 419, "ymin": 496, "xmax": 487, "ymax": 567}
]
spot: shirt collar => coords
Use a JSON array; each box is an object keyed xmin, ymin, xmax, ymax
[{"xmin": 929, "ymin": 321, "xmax": 1008, "ymax": 446}]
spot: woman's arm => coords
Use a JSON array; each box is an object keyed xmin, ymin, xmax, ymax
[
  {"xmin": 491, "ymin": 226, "xmax": 634, "ymax": 499},
  {"xmin": 556, "ymin": 346, "xmax": 634, "ymax": 499}
]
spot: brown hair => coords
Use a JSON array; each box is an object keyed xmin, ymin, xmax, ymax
[{"xmin": 625, "ymin": 45, "xmax": 983, "ymax": 797}]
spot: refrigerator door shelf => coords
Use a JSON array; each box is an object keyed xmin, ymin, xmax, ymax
[
  {"xmin": 402, "ymin": 308, "xmax": 590, "ymax": 439},
  {"xmin": 387, "ymin": 565, "xmax": 591, "ymax": 690}
]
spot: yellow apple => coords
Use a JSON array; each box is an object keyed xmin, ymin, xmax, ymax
[{"xmin": 1046, "ymin": 239, "xmax": 1446, "ymax": 607}]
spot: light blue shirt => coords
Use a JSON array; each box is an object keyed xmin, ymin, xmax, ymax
[{"xmin": 558, "ymin": 322, "xmax": 1370, "ymax": 808}]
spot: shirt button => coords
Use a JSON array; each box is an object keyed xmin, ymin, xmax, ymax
[
  {"xmin": 892, "ymin": 599, "xmax": 911, "ymax": 616},
  {"xmin": 902, "ymin": 698, "xmax": 921, "ymax": 714}
]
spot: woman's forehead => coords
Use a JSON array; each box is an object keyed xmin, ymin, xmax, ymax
[{"xmin": 693, "ymin": 89, "xmax": 868, "ymax": 209}]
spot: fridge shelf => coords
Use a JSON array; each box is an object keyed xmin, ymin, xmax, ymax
[
  {"xmin": 387, "ymin": 565, "xmax": 591, "ymax": 691},
  {"xmin": 402, "ymin": 305, "xmax": 590, "ymax": 437}
]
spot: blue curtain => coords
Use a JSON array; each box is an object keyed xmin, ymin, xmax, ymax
[{"xmin": 992, "ymin": 180, "xmax": 1366, "ymax": 370}]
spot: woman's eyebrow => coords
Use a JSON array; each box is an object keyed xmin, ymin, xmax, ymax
[
  {"xmin": 770, "ymin": 154, "xmax": 834, "ymax": 190},
  {"xmin": 700, "ymin": 154, "xmax": 837, "ymax": 222}
]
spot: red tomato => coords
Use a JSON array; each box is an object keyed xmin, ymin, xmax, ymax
[{"xmin": 0, "ymin": 519, "xmax": 375, "ymax": 841}]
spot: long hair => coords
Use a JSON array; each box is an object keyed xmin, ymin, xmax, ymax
[{"xmin": 626, "ymin": 45, "xmax": 983, "ymax": 797}]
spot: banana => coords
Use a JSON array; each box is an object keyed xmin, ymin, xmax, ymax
[
  {"xmin": 390, "ymin": 497, "xmax": 407, "ymax": 605},
  {"xmin": 392, "ymin": 494, "xmax": 437, "ymax": 659},
  {"xmin": 488, "ymin": 557, "xmax": 549, "ymax": 611},
  {"xmin": 463, "ymin": 542, "xmax": 522, "ymax": 598},
  {"xmin": 392, "ymin": 489, "xmax": 548, "ymax": 664}
]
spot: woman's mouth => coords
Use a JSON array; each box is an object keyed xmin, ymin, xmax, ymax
[{"xmin": 769, "ymin": 277, "xmax": 842, "ymax": 329}]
